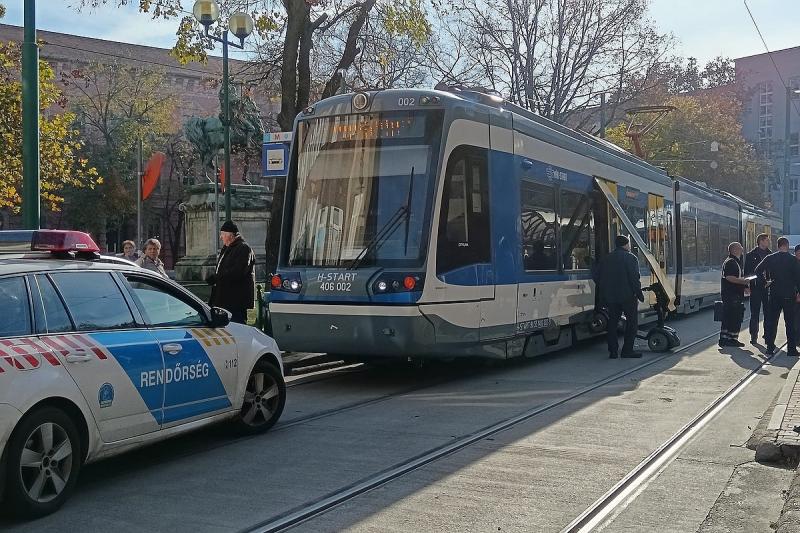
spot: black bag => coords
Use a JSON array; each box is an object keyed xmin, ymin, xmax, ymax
[{"xmin": 713, "ymin": 301, "xmax": 724, "ymax": 322}]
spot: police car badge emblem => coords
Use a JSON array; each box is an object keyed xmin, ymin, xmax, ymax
[{"xmin": 98, "ymin": 383, "xmax": 114, "ymax": 408}]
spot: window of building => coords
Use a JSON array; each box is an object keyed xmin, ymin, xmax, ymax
[
  {"xmin": 560, "ymin": 190, "xmax": 593, "ymax": 270},
  {"xmin": 791, "ymin": 132, "xmax": 799, "ymax": 157},
  {"xmin": 520, "ymin": 182, "xmax": 557, "ymax": 271},
  {"xmin": 792, "ymin": 179, "xmax": 799, "ymax": 203},
  {"xmin": 759, "ymin": 81, "xmax": 774, "ymax": 141},
  {"xmin": 0, "ymin": 277, "xmax": 31, "ymax": 338},
  {"xmin": 436, "ymin": 146, "xmax": 491, "ymax": 274},
  {"xmin": 50, "ymin": 272, "xmax": 136, "ymax": 331}
]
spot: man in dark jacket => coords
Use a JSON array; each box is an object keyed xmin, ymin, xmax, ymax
[
  {"xmin": 744, "ymin": 233, "xmax": 771, "ymax": 344},
  {"xmin": 207, "ymin": 220, "xmax": 256, "ymax": 324},
  {"xmin": 597, "ymin": 235, "xmax": 645, "ymax": 359},
  {"xmin": 754, "ymin": 236, "xmax": 800, "ymax": 355}
]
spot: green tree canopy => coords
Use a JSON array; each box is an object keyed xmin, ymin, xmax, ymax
[
  {"xmin": 0, "ymin": 41, "xmax": 100, "ymax": 213},
  {"xmin": 606, "ymin": 90, "xmax": 769, "ymax": 205}
]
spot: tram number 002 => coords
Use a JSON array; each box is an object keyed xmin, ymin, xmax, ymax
[
  {"xmin": 398, "ymin": 97, "xmax": 415, "ymax": 106},
  {"xmin": 320, "ymin": 282, "xmax": 352, "ymax": 292}
]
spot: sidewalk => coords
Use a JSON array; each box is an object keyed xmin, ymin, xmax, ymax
[{"xmin": 758, "ymin": 365, "xmax": 800, "ymax": 463}]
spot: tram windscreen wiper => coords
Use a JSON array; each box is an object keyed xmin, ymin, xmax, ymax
[{"xmin": 348, "ymin": 167, "xmax": 414, "ymax": 270}]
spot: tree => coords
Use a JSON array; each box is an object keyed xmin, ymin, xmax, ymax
[
  {"xmin": 0, "ymin": 41, "xmax": 100, "ymax": 220},
  {"xmin": 59, "ymin": 63, "xmax": 176, "ymax": 248},
  {"xmin": 438, "ymin": 0, "xmax": 672, "ymax": 124},
  {"xmin": 605, "ymin": 89, "xmax": 768, "ymax": 205}
]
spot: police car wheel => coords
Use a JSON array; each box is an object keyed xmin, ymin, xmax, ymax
[
  {"xmin": 234, "ymin": 361, "xmax": 286, "ymax": 434},
  {"xmin": 5, "ymin": 407, "xmax": 82, "ymax": 518}
]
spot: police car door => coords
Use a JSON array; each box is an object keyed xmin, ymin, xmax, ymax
[
  {"xmin": 120, "ymin": 274, "xmax": 237, "ymax": 428},
  {"xmin": 40, "ymin": 272, "xmax": 165, "ymax": 442}
]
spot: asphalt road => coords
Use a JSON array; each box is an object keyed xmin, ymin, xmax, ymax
[{"xmin": 2, "ymin": 309, "xmax": 794, "ymax": 532}]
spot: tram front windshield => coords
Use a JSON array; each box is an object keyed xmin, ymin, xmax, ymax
[{"xmin": 288, "ymin": 110, "xmax": 443, "ymax": 268}]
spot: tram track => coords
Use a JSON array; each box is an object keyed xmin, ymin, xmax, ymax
[
  {"xmin": 239, "ymin": 330, "xmax": 726, "ymax": 533},
  {"xmin": 560, "ymin": 343, "xmax": 783, "ymax": 533}
]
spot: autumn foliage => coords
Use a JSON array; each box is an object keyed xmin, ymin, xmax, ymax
[{"xmin": 0, "ymin": 41, "xmax": 100, "ymax": 213}]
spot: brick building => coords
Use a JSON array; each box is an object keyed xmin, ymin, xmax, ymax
[{"xmin": 0, "ymin": 23, "xmax": 279, "ymax": 266}]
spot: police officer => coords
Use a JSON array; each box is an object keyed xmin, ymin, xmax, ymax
[
  {"xmin": 744, "ymin": 233, "xmax": 771, "ymax": 344},
  {"xmin": 597, "ymin": 235, "xmax": 645, "ymax": 359},
  {"xmin": 754, "ymin": 236, "xmax": 800, "ymax": 355},
  {"xmin": 719, "ymin": 242, "xmax": 749, "ymax": 347}
]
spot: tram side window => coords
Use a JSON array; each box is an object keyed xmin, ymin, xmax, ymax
[
  {"xmin": 521, "ymin": 182, "xmax": 557, "ymax": 271},
  {"xmin": 697, "ymin": 220, "xmax": 710, "ymax": 267},
  {"xmin": 436, "ymin": 146, "xmax": 490, "ymax": 274},
  {"xmin": 682, "ymin": 217, "xmax": 697, "ymax": 268},
  {"xmin": 710, "ymin": 223, "xmax": 721, "ymax": 263},
  {"xmin": 560, "ymin": 190, "xmax": 593, "ymax": 270}
]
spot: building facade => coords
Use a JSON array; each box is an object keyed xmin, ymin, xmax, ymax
[
  {"xmin": 736, "ymin": 46, "xmax": 800, "ymax": 232},
  {"xmin": 0, "ymin": 23, "xmax": 279, "ymax": 267}
]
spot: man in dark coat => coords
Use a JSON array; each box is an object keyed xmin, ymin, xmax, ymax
[
  {"xmin": 744, "ymin": 233, "xmax": 771, "ymax": 344},
  {"xmin": 206, "ymin": 220, "xmax": 256, "ymax": 324},
  {"xmin": 597, "ymin": 235, "xmax": 645, "ymax": 359},
  {"xmin": 754, "ymin": 236, "xmax": 800, "ymax": 356}
]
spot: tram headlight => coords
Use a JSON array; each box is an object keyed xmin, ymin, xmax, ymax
[
  {"xmin": 352, "ymin": 92, "xmax": 369, "ymax": 110},
  {"xmin": 375, "ymin": 280, "xmax": 388, "ymax": 292},
  {"xmin": 289, "ymin": 279, "xmax": 302, "ymax": 291},
  {"xmin": 270, "ymin": 275, "xmax": 282, "ymax": 289}
]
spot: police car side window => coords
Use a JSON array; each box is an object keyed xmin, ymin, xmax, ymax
[
  {"xmin": 35, "ymin": 275, "xmax": 73, "ymax": 333},
  {"xmin": 125, "ymin": 276, "xmax": 205, "ymax": 328},
  {"xmin": 0, "ymin": 276, "xmax": 32, "ymax": 338},
  {"xmin": 50, "ymin": 272, "xmax": 136, "ymax": 331}
]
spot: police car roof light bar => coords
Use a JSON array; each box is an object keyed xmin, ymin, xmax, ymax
[{"xmin": 31, "ymin": 230, "xmax": 100, "ymax": 253}]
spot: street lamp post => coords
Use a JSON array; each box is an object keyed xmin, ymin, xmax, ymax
[
  {"xmin": 193, "ymin": 1, "xmax": 254, "ymax": 224},
  {"xmin": 784, "ymin": 87, "xmax": 800, "ymax": 233},
  {"xmin": 22, "ymin": 0, "xmax": 40, "ymax": 229}
]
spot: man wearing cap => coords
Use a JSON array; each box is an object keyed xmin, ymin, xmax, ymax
[
  {"xmin": 206, "ymin": 220, "xmax": 256, "ymax": 324},
  {"xmin": 597, "ymin": 235, "xmax": 645, "ymax": 359}
]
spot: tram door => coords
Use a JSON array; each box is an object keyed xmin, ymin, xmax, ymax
[{"xmin": 647, "ymin": 194, "xmax": 666, "ymax": 305}]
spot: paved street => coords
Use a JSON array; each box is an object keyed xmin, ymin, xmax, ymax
[{"xmin": 2, "ymin": 309, "xmax": 795, "ymax": 533}]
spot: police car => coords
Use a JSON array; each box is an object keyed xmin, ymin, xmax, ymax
[{"xmin": 0, "ymin": 230, "xmax": 286, "ymax": 517}]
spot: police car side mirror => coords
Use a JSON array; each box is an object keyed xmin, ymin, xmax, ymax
[{"xmin": 209, "ymin": 307, "xmax": 230, "ymax": 328}]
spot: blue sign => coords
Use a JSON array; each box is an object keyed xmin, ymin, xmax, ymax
[{"xmin": 262, "ymin": 143, "xmax": 290, "ymax": 177}]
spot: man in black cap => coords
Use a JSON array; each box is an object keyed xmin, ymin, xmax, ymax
[
  {"xmin": 597, "ymin": 235, "xmax": 645, "ymax": 358},
  {"xmin": 754, "ymin": 236, "xmax": 800, "ymax": 355},
  {"xmin": 744, "ymin": 233, "xmax": 771, "ymax": 344},
  {"xmin": 206, "ymin": 220, "xmax": 256, "ymax": 324}
]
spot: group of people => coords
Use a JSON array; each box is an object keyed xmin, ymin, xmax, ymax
[
  {"xmin": 595, "ymin": 231, "xmax": 800, "ymax": 359},
  {"xmin": 721, "ymin": 233, "xmax": 800, "ymax": 355},
  {"xmin": 117, "ymin": 220, "xmax": 256, "ymax": 325}
]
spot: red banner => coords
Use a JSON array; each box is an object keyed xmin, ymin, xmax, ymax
[{"xmin": 141, "ymin": 152, "xmax": 166, "ymax": 201}]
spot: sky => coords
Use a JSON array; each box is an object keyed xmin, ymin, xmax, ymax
[{"xmin": 1, "ymin": 0, "xmax": 798, "ymax": 66}]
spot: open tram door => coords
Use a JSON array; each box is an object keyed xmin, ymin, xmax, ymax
[{"xmin": 593, "ymin": 177, "xmax": 680, "ymax": 352}]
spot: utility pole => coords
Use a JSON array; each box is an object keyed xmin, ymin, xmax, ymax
[
  {"xmin": 784, "ymin": 87, "xmax": 794, "ymax": 233},
  {"xmin": 22, "ymin": 0, "xmax": 40, "ymax": 229}
]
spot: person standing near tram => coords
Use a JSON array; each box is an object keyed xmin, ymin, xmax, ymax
[
  {"xmin": 719, "ymin": 242, "xmax": 749, "ymax": 347},
  {"xmin": 744, "ymin": 233, "xmax": 771, "ymax": 344},
  {"xmin": 754, "ymin": 237, "xmax": 800, "ymax": 356}
]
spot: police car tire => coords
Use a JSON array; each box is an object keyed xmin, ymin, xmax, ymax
[
  {"xmin": 234, "ymin": 361, "xmax": 286, "ymax": 435},
  {"xmin": 5, "ymin": 407, "xmax": 82, "ymax": 518}
]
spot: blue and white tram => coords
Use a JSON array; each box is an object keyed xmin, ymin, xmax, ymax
[{"xmin": 268, "ymin": 88, "xmax": 780, "ymax": 359}]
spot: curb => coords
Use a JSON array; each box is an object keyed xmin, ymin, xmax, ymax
[
  {"xmin": 755, "ymin": 367, "xmax": 800, "ymax": 466},
  {"xmin": 777, "ymin": 465, "xmax": 800, "ymax": 533}
]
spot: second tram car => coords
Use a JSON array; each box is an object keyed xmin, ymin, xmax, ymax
[{"xmin": 268, "ymin": 88, "xmax": 781, "ymax": 360}]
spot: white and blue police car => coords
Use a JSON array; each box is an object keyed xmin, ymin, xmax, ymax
[{"xmin": 0, "ymin": 230, "xmax": 286, "ymax": 517}]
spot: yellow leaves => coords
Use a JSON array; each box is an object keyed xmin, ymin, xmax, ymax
[
  {"xmin": 0, "ymin": 41, "xmax": 101, "ymax": 213},
  {"xmin": 255, "ymin": 13, "xmax": 280, "ymax": 36},
  {"xmin": 383, "ymin": 0, "xmax": 431, "ymax": 46},
  {"xmin": 171, "ymin": 16, "xmax": 208, "ymax": 65}
]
